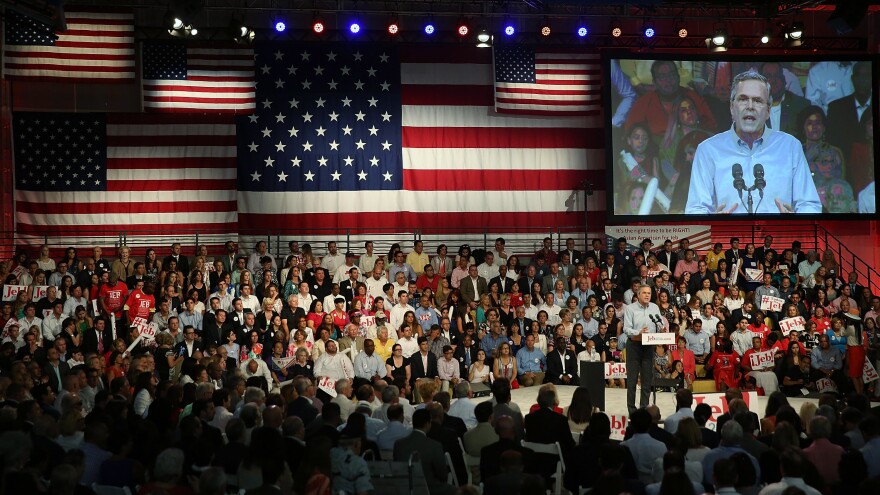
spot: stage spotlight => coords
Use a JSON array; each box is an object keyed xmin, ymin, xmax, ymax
[
  {"xmin": 387, "ymin": 18, "xmax": 399, "ymax": 35},
  {"xmin": 787, "ymin": 21, "xmax": 803, "ymax": 40},
  {"xmin": 476, "ymin": 29, "xmax": 491, "ymax": 48},
  {"xmin": 540, "ymin": 17, "xmax": 551, "ymax": 37},
  {"xmin": 189, "ymin": 27, "xmax": 198, "ymax": 36},
  {"xmin": 172, "ymin": 18, "xmax": 184, "ymax": 30},
  {"xmin": 503, "ymin": 18, "xmax": 515, "ymax": 36},
  {"xmin": 274, "ymin": 21, "xmax": 286, "ymax": 33},
  {"xmin": 675, "ymin": 19, "xmax": 688, "ymax": 38},
  {"xmin": 761, "ymin": 28, "xmax": 771, "ymax": 44},
  {"xmin": 313, "ymin": 20, "xmax": 325, "ymax": 34},
  {"xmin": 577, "ymin": 26, "xmax": 588, "ymax": 37},
  {"xmin": 707, "ymin": 27, "xmax": 728, "ymax": 52},
  {"xmin": 610, "ymin": 19, "xmax": 622, "ymax": 38},
  {"xmin": 643, "ymin": 20, "xmax": 655, "ymax": 38},
  {"xmin": 349, "ymin": 22, "xmax": 360, "ymax": 34},
  {"xmin": 424, "ymin": 23, "xmax": 435, "ymax": 35},
  {"xmin": 457, "ymin": 20, "xmax": 469, "ymax": 37},
  {"xmin": 230, "ymin": 16, "xmax": 254, "ymax": 44}
]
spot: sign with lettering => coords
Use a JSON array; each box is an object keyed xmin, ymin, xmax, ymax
[
  {"xmin": 132, "ymin": 317, "xmax": 157, "ymax": 340},
  {"xmin": 609, "ymin": 414, "xmax": 628, "ymax": 441},
  {"xmin": 2, "ymin": 285, "xmax": 28, "ymax": 302},
  {"xmin": 272, "ymin": 356, "xmax": 296, "ymax": 369},
  {"xmin": 864, "ymin": 359, "xmax": 879, "ymax": 384},
  {"xmin": 778, "ymin": 317, "xmax": 806, "ymax": 334},
  {"xmin": 759, "ymin": 295, "xmax": 784, "ymax": 312},
  {"xmin": 745, "ymin": 268, "xmax": 764, "ymax": 282},
  {"xmin": 817, "ymin": 377, "xmax": 838, "ymax": 393},
  {"xmin": 748, "ymin": 350, "xmax": 775, "ymax": 369},
  {"xmin": 643, "ymin": 333, "xmax": 676, "ymax": 345},
  {"xmin": 604, "ymin": 362, "xmax": 627, "ymax": 379},
  {"xmin": 32, "ymin": 286, "xmax": 48, "ymax": 301},
  {"xmin": 317, "ymin": 376, "xmax": 338, "ymax": 397}
]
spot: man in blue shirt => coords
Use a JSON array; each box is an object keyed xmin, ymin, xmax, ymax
[
  {"xmin": 622, "ymin": 285, "xmax": 663, "ymax": 414},
  {"xmin": 684, "ymin": 319, "xmax": 713, "ymax": 366},
  {"xmin": 686, "ymin": 70, "xmax": 821, "ymax": 215},
  {"xmin": 516, "ymin": 334, "xmax": 546, "ymax": 387}
]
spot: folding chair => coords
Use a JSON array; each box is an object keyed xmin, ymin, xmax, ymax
[{"xmin": 521, "ymin": 440, "xmax": 565, "ymax": 495}]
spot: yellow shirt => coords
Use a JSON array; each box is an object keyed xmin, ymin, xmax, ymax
[
  {"xmin": 375, "ymin": 338, "xmax": 396, "ymax": 362},
  {"xmin": 406, "ymin": 251, "xmax": 430, "ymax": 275},
  {"xmin": 705, "ymin": 251, "xmax": 725, "ymax": 272}
]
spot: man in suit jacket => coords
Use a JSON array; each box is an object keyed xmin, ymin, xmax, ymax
[
  {"xmin": 489, "ymin": 265, "xmax": 516, "ymax": 294},
  {"xmin": 827, "ymin": 61, "xmax": 871, "ymax": 160},
  {"xmin": 219, "ymin": 241, "xmax": 239, "ymax": 274},
  {"xmin": 510, "ymin": 306, "xmax": 533, "ymax": 339},
  {"xmin": 202, "ymin": 309, "xmax": 227, "ymax": 347},
  {"xmin": 427, "ymin": 403, "xmax": 467, "ymax": 486},
  {"xmin": 760, "ymin": 62, "xmax": 811, "ymax": 135},
  {"xmin": 517, "ymin": 265, "xmax": 540, "ymax": 296},
  {"xmin": 452, "ymin": 334, "xmax": 479, "ymax": 378},
  {"xmin": 459, "ymin": 265, "xmax": 488, "ymax": 306},
  {"xmin": 524, "ymin": 386, "xmax": 576, "ymax": 482},
  {"xmin": 162, "ymin": 242, "xmax": 189, "ymax": 274},
  {"xmin": 393, "ymin": 409, "xmax": 456, "ymax": 495},
  {"xmin": 656, "ymin": 240, "xmax": 679, "ymax": 272},
  {"xmin": 562, "ymin": 238, "xmax": 583, "ymax": 266},
  {"xmin": 540, "ymin": 263, "xmax": 564, "ymax": 295},
  {"xmin": 544, "ymin": 337, "xmax": 580, "ymax": 385},
  {"xmin": 81, "ymin": 318, "xmax": 113, "ymax": 356},
  {"xmin": 584, "ymin": 239, "xmax": 606, "ymax": 265},
  {"xmin": 43, "ymin": 347, "xmax": 70, "ymax": 393},
  {"xmin": 597, "ymin": 278, "xmax": 619, "ymax": 308},
  {"xmin": 339, "ymin": 267, "xmax": 360, "ymax": 303},
  {"xmin": 409, "ymin": 337, "xmax": 439, "ymax": 388}
]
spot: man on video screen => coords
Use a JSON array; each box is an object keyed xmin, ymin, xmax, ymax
[{"xmin": 685, "ymin": 71, "xmax": 821, "ymax": 214}]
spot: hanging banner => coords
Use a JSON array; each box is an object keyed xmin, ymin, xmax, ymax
[{"xmin": 604, "ymin": 225, "xmax": 712, "ymax": 252}]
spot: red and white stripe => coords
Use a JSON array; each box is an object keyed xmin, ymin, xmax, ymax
[
  {"xmin": 3, "ymin": 10, "xmax": 135, "ymax": 82},
  {"xmin": 238, "ymin": 46, "xmax": 606, "ymax": 233},
  {"xmin": 143, "ymin": 45, "xmax": 256, "ymax": 113},
  {"xmin": 14, "ymin": 114, "xmax": 238, "ymax": 238},
  {"xmin": 494, "ymin": 49, "xmax": 602, "ymax": 116}
]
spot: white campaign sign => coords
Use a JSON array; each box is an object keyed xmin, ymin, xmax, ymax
[
  {"xmin": 2, "ymin": 285, "xmax": 28, "ymax": 302},
  {"xmin": 609, "ymin": 414, "xmax": 628, "ymax": 441},
  {"xmin": 748, "ymin": 350, "xmax": 775, "ymax": 369},
  {"xmin": 745, "ymin": 268, "xmax": 764, "ymax": 282},
  {"xmin": 132, "ymin": 317, "xmax": 157, "ymax": 340},
  {"xmin": 317, "ymin": 376, "xmax": 338, "ymax": 397},
  {"xmin": 864, "ymin": 359, "xmax": 879, "ymax": 384},
  {"xmin": 643, "ymin": 333, "xmax": 676, "ymax": 345},
  {"xmin": 778, "ymin": 316, "xmax": 806, "ymax": 334},
  {"xmin": 272, "ymin": 356, "xmax": 296, "ymax": 369},
  {"xmin": 760, "ymin": 295, "xmax": 785, "ymax": 312},
  {"xmin": 604, "ymin": 362, "xmax": 627, "ymax": 379},
  {"xmin": 32, "ymin": 286, "xmax": 48, "ymax": 301}
]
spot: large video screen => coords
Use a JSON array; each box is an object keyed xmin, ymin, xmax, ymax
[{"xmin": 604, "ymin": 56, "xmax": 877, "ymax": 218}]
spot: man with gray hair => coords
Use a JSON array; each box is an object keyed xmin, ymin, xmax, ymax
[
  {"xmin": 700, "ymin": 420, "xmax": 760, "ymax": 486},
  {"xmin": 447, "ymin": 381, "xmax": 477, "ymax": 429},
  {"xmin": 331, "ymin": 378, "xmax": 356, "ymax": 421},
  {"xmin": 686, "ymin": 70, "xmax": 821, "ymax": 214},
  {"xmin": 622, "ymin": 284, "xmax": 663, "ymax": 414}
]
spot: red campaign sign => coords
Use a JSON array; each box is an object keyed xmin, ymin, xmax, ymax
[
  {"xmin": 609, "ymin": 414, "xmax": 628, "ymax": 441},
  {"xmin": 693, "ymin": 391, "xmax": 760, "ymax": 430},
  {"xmin": 132, "ymin": 317, "xmax": 157, "ymax": 339}
]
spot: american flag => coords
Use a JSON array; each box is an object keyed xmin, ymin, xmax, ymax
[
  {"xmin": 12, "ymin": 112, "xmax": 238, "ymax": 240},
  {"xmin": 3, "ymin": 9, "xmax": 135, "ymax": 82},
  {"xmin": 494, "ymin": 46, "xmax": 602, "ymax": 116},
  {"xmin": 237, "ymin": 43, "xmax": 605, "ymax": 232},
  {"xmin": 142, "ymin": 41, "xmax": 256, "ymax": 113}
]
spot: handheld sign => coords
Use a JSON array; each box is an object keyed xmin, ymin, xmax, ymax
[
  {"xmin": 32, "ymin": 286, "xmax": 48, "ymax": 301},
  {"xmin": 759, "ymin": 295, "xmax": 784, "ymax": 312},
  {"xmin": 778, "ymin": 316, "xmax": 806, "ymax": 334},
  {"xmin": 604, "ymin": 362, "xmax": 627, "ymax": 379},
  {"xmin": 643, "ymin": 333, "xmax": 676, "ymax": 345},
  {"xmin": 317, "ymin": 376, "xmax": 338, "ymax": 397},
  {"xmin": 272, "ymin": 356, "xmax": 296, "ymax": 369},
  {"xmin": 748, "ymin": 350, "xmax": 775, "ymax": 369},
  {"xmin": 2, "ymin": 285, "xmax": 28, "ymax": 302},
  {"xmin": 745, "ymin": 268, "xmax": 763, "ymax": 282},
  {"xmin": 132, "ymin": 317, "xmax": 157, "ymax": 340},
  {"xmin": 864, "ymin": 359, "xmax": 879, "ymax": 384}
]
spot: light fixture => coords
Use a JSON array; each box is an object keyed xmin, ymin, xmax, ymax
[
  {"xmin": 349, "ymin": 21, "xmax": 361, "ymax": 34},
  {"xmin": 172, "ymin": 17, "xmax": 184, "ymax": 30},
  {"xmin": 643, "ymin": 20, "xmax": 655, "ymax": 38},
  {"xmin": 707, "ymin": 27, "xmax": 728, "ymax": 52},
  {"xmin": 610, "ymin": 19, "xmax": 622, "ymax": 38},
  {"xmin": 274, "ymin": 20, "xmax": 286, "ymax": 33},
  {"xmin": 457, "ymin": 19, "xmax": 469, "ymax": 37},
  {"xmin": 312, "ymin": 14, "xmax": 325, "ymax": 34},
  {"xmin": 540, "ymin": 17, "xmax": 551, "ymax": 37},
  {"xmin": 787, "ymin": 21, "xmax": 804, "ymax": 40},
  {"xmin": 675, "ymin": 18, "xmax": 688, "ymax": 38},
  {"xmin": 761, "ymin": 28, "xmax": 772, "ymax": 44},
  {"xmin": 424, "ymin": 22, "xmax": 435, "ymax": 35},
  {"xmin": 230, "ymin": 15, "xmax": 254, "ymax": 44},
  {"xmin": 476, "ymin": 29, "xmax": 491, "ymax": 48},
  {"xmin": 577, "ymin": 26, "xmax": 588, "ymax": 38},
  {"xmin": 387, "ymin": 16, "xmax": 399, "ymax": 36},
  {"xmin": 503, "ymin": 18, "xmax": 515, "ymax": 36}
]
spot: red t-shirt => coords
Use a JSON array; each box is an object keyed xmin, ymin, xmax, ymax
[
  {"xmin": 124, "ymin": 289, "xmax": 155, "ymax": 324},
  {"xmin": 99, "ymin": 282, "xmax": 128, "ymax": 318},
  {"xmin": 713, "ymin": 351, "xmax": 741, "ymax": 373},
  {"xmin": 416, "ymin": 274, "xmax": 440, "ymax": 293}
]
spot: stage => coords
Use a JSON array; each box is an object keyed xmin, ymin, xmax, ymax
[{"xmin": 473, "ymin": 385, "xmax": 819, "ymax": 432}]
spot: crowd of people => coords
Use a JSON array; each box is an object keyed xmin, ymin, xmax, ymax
[
  {"xmin": 0, "ymin": 233, "xmax": 879, "ymax": 494},
  {"xmin": 612, "ymin": 60, "xmax": 874, "ymax": 215}
]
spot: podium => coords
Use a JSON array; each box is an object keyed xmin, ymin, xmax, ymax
[{"xmin": 578, "ymin": 361, "xmax": 606, "ymax": 411}]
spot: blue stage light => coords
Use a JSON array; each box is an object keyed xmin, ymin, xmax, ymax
[
  {"xmin": 577, "ymin": 26, "xmax": 588, "ymax": 37},
  {"xmin": 275, "ymin": 21, "xmax": 286, "ymax": 33},
  {"xmin": 349, "ymin": 22, "xmax": 360, "ymax": 34}
]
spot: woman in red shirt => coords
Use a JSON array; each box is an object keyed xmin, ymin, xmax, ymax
[
  {"xmin": 329, "ymin": 297, "xmax": 350, "ymax": 332},
  {"xmin": 671, "ymin": 335, "xmax": 696, "ymax": 389},
  {"xmin": 306, "ymin": 299, "xmax": 326, "ymax": 331},
  {"xmin": 810, "ymin": 306, "xmax": 832, "ymax": 334}
]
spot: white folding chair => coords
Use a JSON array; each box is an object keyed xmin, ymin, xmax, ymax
[
  {"xmin": 521, "ymin": 440, "xmax": 565, "ymax": 495},
  {"xmin": 457, "ymin": 436, "xmax": 478, "ymax": 485},
  {"xmin": 445, "ymin": 451, "xmax": 459, "ymax": 486}
]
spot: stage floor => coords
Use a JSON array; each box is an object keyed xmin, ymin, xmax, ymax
[{"xmin": 473, "ymin": 385, "xmax": 818, "ymax": 427}]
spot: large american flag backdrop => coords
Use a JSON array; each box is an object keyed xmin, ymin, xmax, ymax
[{"xmin": 9, "ymin": 41, "xmax": 606, "ymax": 241}]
